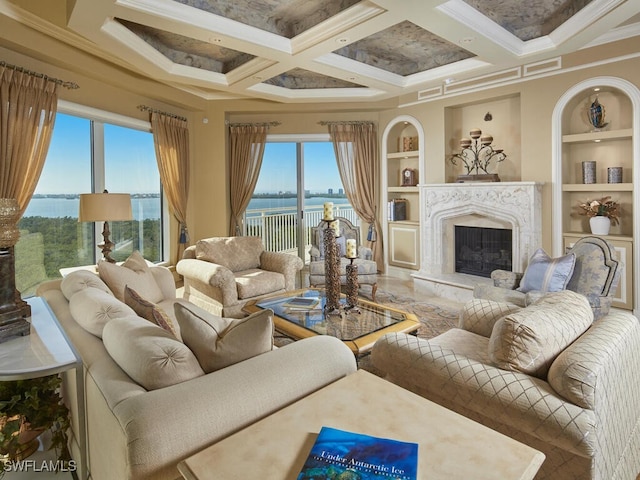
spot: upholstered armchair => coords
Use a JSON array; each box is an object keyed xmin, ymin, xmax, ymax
[
  {"xmin": 308, "ymin": 216, "xmax": 378, "ymax": 301},
  {"xmin": 372, "ymin": 291, "xmax": 640, "ymax": 479},
  {"xmin": 473, "ymin": 236, "xmax": 620, "ymax": 319},
  {"xmin": 176, "ymin": 236, "xmax": 303, "ymax": 317}
]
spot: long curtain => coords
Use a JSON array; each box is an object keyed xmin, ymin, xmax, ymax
[
  {"xmin": 0, "ymin": 66, "xmax": 58, "ymax": 217},
  {"xmin": 228, "ymin": 124, "xmax": 268, "ymax": 236},
  {"xmin": 150, "ymin": 112, "xmax": 190, "ymax": 264},
  {"xmin": 327, "ymin": 122, "xmax": 383, "ymax": 270}
]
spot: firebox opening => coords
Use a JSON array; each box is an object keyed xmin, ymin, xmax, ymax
[{"xmin": 455, "ymin": 226, "xmax": 512, "ymax": 278}]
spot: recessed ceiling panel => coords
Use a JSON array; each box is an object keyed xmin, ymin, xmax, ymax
[
  {"xmin": 333, "ymin": 21, "xmax": 475, "ymax": 76},
  {"xmin": 463, "ymin": 0, "xmax": 594, "ymax": 41},
  {"xmin": 172, "ymin": 0, "xmax": 360, "ymax": 38},
  {"xmin": 118, "ymin": 19, "xmax": 255, "ymax": 73},
  {"xmin": 264, "ymin": 68, "xmax": 364, "ymax": 89}
]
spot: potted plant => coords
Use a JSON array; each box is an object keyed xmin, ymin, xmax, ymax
[
  {"xmin": 578, "ymin": 196, "xmax": 620, "ymax": 235},
  {"xmin": 0, "ymin": 375, "xmax": 71, "ymax": 471}
]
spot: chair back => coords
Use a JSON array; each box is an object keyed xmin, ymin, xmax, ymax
[
  {"xmin": 566, "ymin": 236, "xmax": 619, "ymax": 298},
  {"xmin": 311, "ymin": 216, "xmax": 360, "ymax": 258}
]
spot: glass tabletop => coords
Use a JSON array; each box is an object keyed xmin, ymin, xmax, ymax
[{"xmin": 256, "ymin": 289, "xmax": 408, "ymax": 341}]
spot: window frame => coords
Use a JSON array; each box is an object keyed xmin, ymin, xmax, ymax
[{"xmin": 57, "ymin": 100, "xmax": 170, "ymax": 264}]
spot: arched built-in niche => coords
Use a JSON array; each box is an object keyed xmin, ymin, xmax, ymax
[
  {"xmin": 552, "ymin": 76, "xmax": 640, "ymax": 312},
  {"xmin": 381, "ymin": 115, "xmax": 425, "ymax": 275}
]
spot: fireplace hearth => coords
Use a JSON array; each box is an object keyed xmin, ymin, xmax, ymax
[{"xmin": 455, "ymin": 226, "xmax": 512, "ymax": 278}]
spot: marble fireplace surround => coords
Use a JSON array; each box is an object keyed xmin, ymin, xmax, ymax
[{"xmin": 413, "ymin": 182, "xmax": 543, "ymax": 300}]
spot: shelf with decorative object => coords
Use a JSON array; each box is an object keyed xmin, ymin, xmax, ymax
[
  {"xmin": 555, "ymin": 80, "xmax": 636, "ymax": 311},
  {"xmin": 382, "ymin": 117, "xmax": 424, "ymax": 272}
]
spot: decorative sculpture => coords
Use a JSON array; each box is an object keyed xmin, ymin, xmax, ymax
[
  {"xmin": 0, "ymin": 198, "xmax": 31, "ymax": 342},
  {"xmin": 450, "ymin": 128, "xmax": 507, "ymax": 182},
  {"xmin": 588, "ymin": 96, "xmax": 608, "ymax": 131}
]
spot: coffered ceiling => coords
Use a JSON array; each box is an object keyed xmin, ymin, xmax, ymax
[{"xmin": 5, "ymin": 0, "xmax": 640, "ymax": 104}]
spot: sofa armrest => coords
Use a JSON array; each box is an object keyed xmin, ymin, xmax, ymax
[
  {"xmin": 112, "ymin": 335, "xmax": 356, "ymax": 479},
  {"xmin": 176, "ymin": 258, "xmax": 238, "ymax": 307},
  {"xmin": 371, "ymin": 333, "xmax": 596, "ymax": 458},
  {"xmin": 473, "ymin": 284, "xmax": 527, "ymax": 307},
  {"xmin": 491, "ymin": 269, "xmax": 523, "ymax": 289},
  {"xmin": 260, "ymin": 251, "xmax": 303, "ymax": 291}
]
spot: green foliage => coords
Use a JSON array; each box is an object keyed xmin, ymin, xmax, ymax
[{"xmin": 0, "ymin": 375, "xmax": 71, "ymax": 465}]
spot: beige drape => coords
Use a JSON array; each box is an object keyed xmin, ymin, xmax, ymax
[
  {"xmin": 228, "ymin": 124, "xmax": 268, "ymax": 236},
  {"xmin": 150, "ymin": 112, "xmax": 190, "ymax": 264},
  {"xmin": 0, "ymin": 66, "xmax": 58, "ymax": 217},
  {"xmin": 328, "ymin": 122, "xmax": 383, "ymax": 270}
]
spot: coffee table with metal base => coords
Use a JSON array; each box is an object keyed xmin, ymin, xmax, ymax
[
  {"xmin": 178, "ymin": 370, "xmax": 545, "ymax": 480},
  {"xmin": 243, "ymin": 288, "xmax": 420, "ymax": 356}
]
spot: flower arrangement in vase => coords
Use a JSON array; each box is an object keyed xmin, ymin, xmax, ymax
[{"xmin": 578, "ymin": 196, "xmax": 620, "ymax": 235}]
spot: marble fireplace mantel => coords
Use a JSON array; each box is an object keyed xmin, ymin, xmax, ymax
[{"xmin": 412, "ymin": 181, "xmax": 543, "ymax": 302}]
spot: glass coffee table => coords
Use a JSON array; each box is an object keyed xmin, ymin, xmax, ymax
[{"xmin": 243, "ymin": 289, "xmax": 420, "ymax": 356}]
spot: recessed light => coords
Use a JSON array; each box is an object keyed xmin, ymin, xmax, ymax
[
  {"xmin": 336, "ymin": 37, "xmax": 350, "ymax": 45},
  {"xmin": 594, "ymin": 87, "xmax": 601, "ymax": 92},
  {"xmin": 444, "ymin": 77, "xmax": 455, "ymax": 85},
  {"xmin": 594, "ymin": 139, "xmax": 601, "ymax": 143}
]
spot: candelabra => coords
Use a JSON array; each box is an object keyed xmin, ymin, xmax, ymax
[
  {"xmin": 450, "ymin": 128, "xmax": 506, "ymax": 177},
  {"xmin": 323, "ymin": 220, "xmax": 341, "ymax": 315},
  {"xmin": 345, "ymin": 259, "xmax": 360, "ymax": 312}
]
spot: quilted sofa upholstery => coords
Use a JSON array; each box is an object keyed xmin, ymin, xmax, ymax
[
  {"xmin": 371, "ymin": 291, "xmax": 640, "ymax": 479},
  {"xmin": 177, "ymin": 236, "xmax": 303, "ymax": 317}
]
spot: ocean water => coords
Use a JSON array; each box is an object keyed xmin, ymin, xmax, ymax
[{"xmin": 22, "ymin": 195, "xmax": 351, "ymax": 219}]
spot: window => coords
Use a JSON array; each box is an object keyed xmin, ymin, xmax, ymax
[
  {"xmin": 246, "ymin": 135, "xmax": 356, "ymax": 261},
  {"xmin": 15, "ymin": 102, "xmax": 166, "ymax": 294}
]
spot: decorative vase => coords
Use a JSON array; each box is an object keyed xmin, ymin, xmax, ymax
[{"xmin": 590, "ymin": 216, "xmax": 611, "ymax": 235}]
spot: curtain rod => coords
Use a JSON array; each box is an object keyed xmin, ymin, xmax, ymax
[
  {"xmin": 137, "ymin": 104, "xmax": 187, "ymax": 122},
  {"xmin": 0, "ymin": 60, "xmax": 79, "ymax": 90},
  {"xmin": 225, "ymin": 121, "xmax": 281, "ymax": 127},
  {"xmin": 318, "ymin": 120, "xmax": 375, "ymax": 125}
]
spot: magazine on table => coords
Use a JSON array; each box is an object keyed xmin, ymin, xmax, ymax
[
  {"xmin": 282, "ymin": 296, "xmax": 321, "ymax": 310},
  {"xmin": 296, "ymin": 426, "xmax": 418, "ymax": 480}
]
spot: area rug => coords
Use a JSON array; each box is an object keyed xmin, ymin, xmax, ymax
[{"xmin": 273, "ymin": 290, "xmax": 462, "ymax": 374}]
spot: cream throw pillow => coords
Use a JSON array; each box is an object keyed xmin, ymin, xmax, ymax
[
  {"xmin": 103, "ymin": 316, "xmax": 204, "ymax": 390},
  {"xmin": 488, "ymin": 290, "xmax": 593, "ymax": 378},
  {"xmin": 69, "ymin": 287, "xmax": 136, "ymax": 338},
  {"xmin": 195, "ymin": 236, "xmax": 262, "ymax": 272},
  {"xmin": 98, "ymin": 250, "xmax": 163, "ymax": 303},
  {"xmin": 174, "ymin": 303, "xmax": 274, "ymax": 372}
]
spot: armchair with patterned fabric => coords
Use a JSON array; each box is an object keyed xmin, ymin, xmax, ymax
[
  {"xmin": 308, "ymin": 216, "xmax": 378, "ymax": 301},
  {"xmin": 473, "ymin": 236, "xmax": 620, "ymax": 320}
]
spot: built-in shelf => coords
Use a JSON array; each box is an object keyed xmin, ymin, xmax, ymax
[
  {"xmin": 389, "ymin": 220, "xmax": 419, "ymax": 226},
  {"xmin": 387, "ymin": 186, "xmax": 419, "ymax": 193},
  {"xmin": 562, "ymin": 183, "xmax": 633, "ymax": 192},
  {"xmin": 387, "ymin": 150, "xmax": 419, "ymax": 159},
  {"xmin": 562, "ymin": 128, "xmax": 632, "ymax": 143},
  {"xmin": 563, "ymin": 231, "xmax": 633, "ymax": 242}
]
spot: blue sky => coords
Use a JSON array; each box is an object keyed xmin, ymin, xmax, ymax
[
  {"xmin": 36, "ymin": 114, "xmax": 342, "ymax": 195},
  {"xmin": 255, "ymin": 141, "xmax": 343, "ymax": 194},
  {"xmin": 35, "ymin": 114, "xmax": 159, "ymax": 195}
]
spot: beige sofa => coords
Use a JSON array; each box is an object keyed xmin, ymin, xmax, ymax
[
  {"xmin": 37, "ymin": 259, "xmax": 356, "ymax": 480},
  {"xmin": 177, "ymin": 236, "xmax": 303, "ymax": 317},
  {"xmin": 372, "ymin": 290, "xmax": 640, "ymax": 479}
]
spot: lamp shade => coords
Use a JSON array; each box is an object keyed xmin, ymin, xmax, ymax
[{"xmin": 78, "ymin": 193, "xmax": 133, "ymax": 222}]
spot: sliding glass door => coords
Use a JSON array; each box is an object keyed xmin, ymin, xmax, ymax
[{"xmin": 245, "ymin": 136, "xmax": 356, "ymax": 263}]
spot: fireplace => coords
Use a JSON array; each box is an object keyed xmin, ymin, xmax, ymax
[
  {"xmin": 413, "ymin": 182, "xmax": 542, "ymax": 302},
  {"xmin": 455, "ymin": 226, "xmax": 512, "ymax": 278}
]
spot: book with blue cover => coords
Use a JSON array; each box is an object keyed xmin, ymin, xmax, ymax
[{"xmin": 297, "ymin": 426, "xmax": 418, "ymax": 480}]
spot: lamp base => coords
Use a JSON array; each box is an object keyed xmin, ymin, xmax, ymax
[{"xmin": 0, "ymin": 247, "xmax": 30, "ymax": 343}]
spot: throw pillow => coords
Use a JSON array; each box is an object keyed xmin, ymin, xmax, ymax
[
  {"xmin": 61, "ymin": 269, "xmax": 112, "ymax": 300},
  {"xmin": 69, "ymin": 287, "xmax": 136, "ymax": 338},
  {"xmin": 124, "ymin": 285, "xmax": 181, "ymax": 340},
  {"xmin": 98, "ymin": 250, "xmax": 164, "ymax": 303},
  {"xmin": 103, "ymin": 316, "xmax": 204, "ymax": 390},
  {"xmin": 174, "ymin": 302, "xmax": 274, "ymax": 372},
  {"xmin": 517, "ymin": 248, "xmax": 576, "ymax": 293},
  {"xmin": 488, "ymin": 290, "xmax": 593, "ymax": 378},
  {"xmin": 195, "ymin": 236, "xmax": 262, "ymax": 272}
]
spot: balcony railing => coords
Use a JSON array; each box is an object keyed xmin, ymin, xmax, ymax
[{"xmin": 243, "ymin": 204, "xmax": 358, "ymax": 261}]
